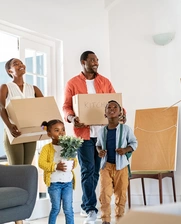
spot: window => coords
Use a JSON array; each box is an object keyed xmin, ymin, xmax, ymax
[{"xmin": 0, "ymin": 33, "xmax": 51, "ymax": 156}]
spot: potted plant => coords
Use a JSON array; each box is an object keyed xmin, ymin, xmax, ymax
[{"xmin": 58, "ymin": 135, "xmax": 84, "ymax": 170}]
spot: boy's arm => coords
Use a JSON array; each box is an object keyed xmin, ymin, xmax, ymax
[
  {"xmin": 116, "ymin": 125, "xmax": 137, "ymax": 155},
  {"xmin": 96, "ymin": 146, "xmax": 107, "ymax": 158},
  {"xmin": 126, "ymin": 126, "xmax": 138, "ymax": 151},
  {"xmin": 96, "ymin": 146, "xmax": 102, "ymax": 153},
  {"xmin": 116, "ymin": 146, "xmax": 133, "ymax": 155}
]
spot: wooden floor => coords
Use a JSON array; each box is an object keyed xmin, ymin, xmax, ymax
[
  {"xmin": 26, "ymin": 213, "xmax": 105, "ymax": 224},
  {"xmin": 5, "ymin": 206, "xmax": 125, "ymax": 224},
  {"xmin": 6, "ymin": 214, "xmax": 113, "ymax": 224}
]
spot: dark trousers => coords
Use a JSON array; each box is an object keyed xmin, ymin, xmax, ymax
[{"xmin": 77, "ymin": 137, "xmax": 101, "ymax": 213}]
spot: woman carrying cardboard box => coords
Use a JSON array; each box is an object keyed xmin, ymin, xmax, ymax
[{"xmin": 0, "ymin": 58, "xmax": 43, "ymax": 165}]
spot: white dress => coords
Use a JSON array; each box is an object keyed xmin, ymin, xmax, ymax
[{"xmin": 6, "ymin": 82, "xmax": 35, "ymax": 106}]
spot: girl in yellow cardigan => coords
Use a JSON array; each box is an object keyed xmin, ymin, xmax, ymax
[{"xmin": 38, "ymin": 119, "xmax": 77, "ymax": 224}]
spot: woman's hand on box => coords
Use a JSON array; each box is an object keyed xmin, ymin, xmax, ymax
[{"xmin": 9, "ymin": 124, "xmax": 21, "ymax": 137}]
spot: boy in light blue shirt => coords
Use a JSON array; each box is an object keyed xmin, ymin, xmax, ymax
[{"xmin": 96, "ymin": 100, "xmax": 137, "ymax": 224}]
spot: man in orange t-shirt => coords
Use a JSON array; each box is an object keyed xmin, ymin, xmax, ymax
[{"xmin": 63, "ymin": 51, "xmax": 126, "ymax": 224}]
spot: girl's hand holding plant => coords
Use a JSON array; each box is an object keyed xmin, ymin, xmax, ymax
[{"xmin": 56, "ymin": 161, "xmax": 67, "ymax": 172}]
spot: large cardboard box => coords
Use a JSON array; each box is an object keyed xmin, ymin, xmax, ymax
[
  {"xmin": 72, "ymin": 93, "xmax": 122, "ymax": 125},
  {"xmin": 6, "ymin": 96, "xmax": 62, "ymax": 144},
  {"xmin": 132, "ymin": 106, "xmax": 178, "ymax": 171}
]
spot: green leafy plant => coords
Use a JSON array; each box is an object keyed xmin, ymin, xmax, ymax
[{"xmin": 58, "ymin": 135, "xmax": 84, "ymax": 159}]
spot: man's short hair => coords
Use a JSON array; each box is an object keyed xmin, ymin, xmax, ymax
[{"xmin": 80, "ymin": 51, "xmax": 95, "ymax": 61}]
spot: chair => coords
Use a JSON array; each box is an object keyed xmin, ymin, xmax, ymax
[
  {"xmin": 127, "ymin": 171, "xmax": 176, "ymax": 208},
  {"xmin": 128, "ymin": 106, "xmax": 178, "ymax": 209},
  {"xmin": 0, "ymin": 164, "xmax": 38, "ymax": 224}
]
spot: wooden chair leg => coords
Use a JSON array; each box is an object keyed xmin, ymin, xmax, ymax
[
  {"xmin": 171, "ymin": 171, "xmax": 177, "ymax": 202},
  {"xmin": 15, "ymin": 221, "xmax": 23, "ymax": 224},
  {"xmin": 128, "ymin": 179, "xmax": 131, "ymax": 209},
  {"xmin": 141, "ymin": 177, "xmax": 146, "ymax": 205},
  {"xmin": 158, "ymin": 173, "xmax": 163, "ymax": 204}
]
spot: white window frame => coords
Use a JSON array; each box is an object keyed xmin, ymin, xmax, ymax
[{"xmin": 0, "ymin": 19, "xmax": 64, "ymax": 106}]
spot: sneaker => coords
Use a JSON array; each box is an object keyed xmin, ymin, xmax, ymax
[
  {"xmin": 80, "ymin": 208, "xmax": 87, "ymax": 217},
  {"xmin": 83, "ymin": 210, "xmax": 97, "ymax": 224}
]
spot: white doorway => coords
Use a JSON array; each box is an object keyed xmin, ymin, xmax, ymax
[
  {"xmin": 0, "ymin": 21, "xmax": 63, "ymax": 219},
  {"xmin": 0, "ymin": 32, "xmax": 18, "ymax": 157}
]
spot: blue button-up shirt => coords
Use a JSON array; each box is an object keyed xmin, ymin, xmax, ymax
[{"xmin": 96, "ymin": 123, "xmax": 138, "ymax": 170}]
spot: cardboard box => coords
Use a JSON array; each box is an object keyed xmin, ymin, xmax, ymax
[
  {"xmin": 6, "ymin": 96, "xmax": 62, "ymax": 144},
  {"xmin": 72, "ymin": 93, "xmax": 122, "ymax": 125},
  {"xmin": 132, "ymin": 106, "xmax": 178, "ymax": 171}
]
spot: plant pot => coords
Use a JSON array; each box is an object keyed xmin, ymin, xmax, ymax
[{"xmin": 62, "ymin": 160, "xmax": 73, "ymax": 171}]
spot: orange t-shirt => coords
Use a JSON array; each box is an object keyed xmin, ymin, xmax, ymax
[{"xmin": 63, "ymin": 72, "xmax": 115, "ymax": 140}]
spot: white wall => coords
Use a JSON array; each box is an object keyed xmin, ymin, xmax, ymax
[
  {"xmin": 108, "ymin": 0, "xmax": 181, "ymax": 205},
  {"xmin": 0, "ymin": 0, "xmax": 110, "ymax": 83}
]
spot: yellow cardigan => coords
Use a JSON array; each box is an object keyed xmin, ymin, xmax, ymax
[{"xmin": 38, "ymin": 142, "xmax": 78, "ymax": 189}]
